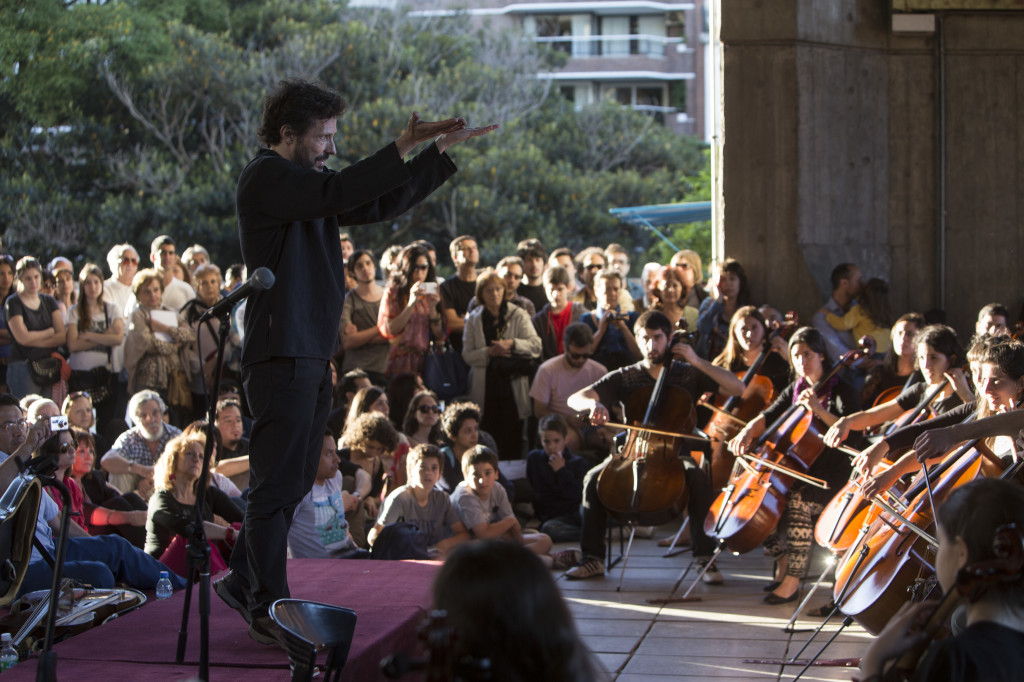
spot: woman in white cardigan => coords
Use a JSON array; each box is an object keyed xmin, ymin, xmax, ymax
[{"xmin": 462, "ymin": 269, "xmax": 542, "ymax": 459}]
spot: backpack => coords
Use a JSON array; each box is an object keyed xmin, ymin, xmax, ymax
[{"xmin": 370, "ymin": 522, "xmax": 431, "ymax": 560}]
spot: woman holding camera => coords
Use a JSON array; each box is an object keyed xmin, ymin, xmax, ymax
[
  {"xmin": 579, "ymin": 270, "xmax": 640, "ymax": 372},
  {"xmin": 377, "ymin": 245, "xmax": 445, "ymax": 378}
]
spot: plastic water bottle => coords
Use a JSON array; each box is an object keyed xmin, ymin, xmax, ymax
[
  {"xmin": 155, "ymin": 571, "xmax": 174, "ymax": 600},
  {"xmin": 0, "ymin": 633, "xmax": 18, "ymax": 672}
]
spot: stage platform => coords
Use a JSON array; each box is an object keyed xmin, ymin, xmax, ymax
[{"xmin": 5, "ymin": 559, "xmax": 440, "ymax": 681}]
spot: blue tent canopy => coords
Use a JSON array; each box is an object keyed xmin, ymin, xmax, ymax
[{"xmin": 609, "ymin": 202, "xmax": 712, "ymax": 251}]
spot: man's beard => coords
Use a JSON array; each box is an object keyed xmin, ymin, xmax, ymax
[{"xmin": 141, "ymin": 424, "xmax": 165, "ymax": 442}]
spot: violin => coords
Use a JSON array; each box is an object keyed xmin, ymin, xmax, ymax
[
  {"xmin": 704, "ymin": 337, "xmax": 874, "ymax": 555},
  {"xmin": 815, "ymin": 379, "xmax": 950, "ymax": 554},
  {"xmin": 595, "ymin": 327, "xmax": 695, "ymax": 527},
  {"xmin": 701, "ymin": 312, "xmax": 798, "ymax": 489},
  {"xmin": 882, "ymin": 523, "xmax": 1024, "ymax": 680}
]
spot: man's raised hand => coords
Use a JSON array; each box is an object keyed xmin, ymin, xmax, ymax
[
  {"xmin": 436, "ymin": 122, "xmax": 500, "ymax": 154},
  {"xmin": 395, "ymin": 113, "xmax": 466, "ymax": 157}
]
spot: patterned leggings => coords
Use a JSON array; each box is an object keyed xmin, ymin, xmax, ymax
[{"xmin": 763, "ymin": 485, "xmax": 824, "ymax": 578}]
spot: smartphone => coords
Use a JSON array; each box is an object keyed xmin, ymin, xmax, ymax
[
  {"xmin": 420, "ymin": 282, "xmax": 438, "ymax": 295},
  {"xmin": 49, "ymin": 416, "xmax": 69, "ymax": 432}
]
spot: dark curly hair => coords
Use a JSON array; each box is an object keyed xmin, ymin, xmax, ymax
[
  {"xmin": 257, "ymin": 79, "xmax": 347, "ymax": 147},
  {"xmin": 441, "ymin": 401, "xmax": 481, "ymax": 442}
]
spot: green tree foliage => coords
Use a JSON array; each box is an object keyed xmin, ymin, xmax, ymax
[{"xmin": 0, "ymin": 0, "xmax": 709, "ymax": 275}]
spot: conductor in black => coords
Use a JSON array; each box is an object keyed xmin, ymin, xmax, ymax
[{"xmin": 214, "ymin": 78, "xmax": 497, "ymax": 644}]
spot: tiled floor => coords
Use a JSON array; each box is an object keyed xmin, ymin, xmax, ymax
[{"xmin": 553, "ymin": 523, "xmax": 872, "ymax": 682}]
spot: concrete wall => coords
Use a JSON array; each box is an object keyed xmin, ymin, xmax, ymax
[{"xmin": 718, "ymin": 0, "xmax": 1024, "ymax": 340}]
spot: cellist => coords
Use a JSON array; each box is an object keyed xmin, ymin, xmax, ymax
[
  {"xmin": 859, "ymin": 337, "xmax": 1024, "ymax": 498},
  {"xmin": 823, "ymin": 325, "xmax": 973, "ymax": 448},
  {"xmin": 561, "ymin": 310, "xmax": 743, "ymax": 581},
  {"xmin": 856, "ymin": 478, "xmax": 1024, "ymax": 682},
  {"xmin": 729, "ymin": 327, "xmax": 861, "ymax": 604},
  {"xmin": 711, "ymin": 306, "xmax": 791, "ymax": 395}
]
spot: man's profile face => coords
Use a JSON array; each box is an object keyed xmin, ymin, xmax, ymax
[{"xmin": 289, "ymin": 118, "xmax": 337, "ymax": 172}]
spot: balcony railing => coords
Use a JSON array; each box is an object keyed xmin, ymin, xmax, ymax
[{"xmin": 534, "ymin": 33, "xmax": 686, "ymax": 58}]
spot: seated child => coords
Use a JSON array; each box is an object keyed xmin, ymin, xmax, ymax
[
  {"xmin": 368, "ymin": 444, "xmax": 470, "ymax": 558},
  {"xmin": 451, "ymin": 445, "xmax": 580, "ymax": 570},
  {"xmin": 287, "ymin": 431, "xmax": 368, "ymax": 559},
  {"xmin": 526, "ymin": 415, "xmax": 588, "ymax": 543}
]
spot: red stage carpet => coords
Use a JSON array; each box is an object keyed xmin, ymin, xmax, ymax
[{"xmin": 5, "ymin": 559, "xmax": 440, "ymax": 681}]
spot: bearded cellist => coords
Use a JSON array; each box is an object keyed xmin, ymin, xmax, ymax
[{"xmin": 560, "ymin": 310, "xmax": 743, "ymax": 582}]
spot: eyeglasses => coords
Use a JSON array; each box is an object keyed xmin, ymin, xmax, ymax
[
  {"xmin": 58, "ymin": 442, "xmax": 76, "ymax": 453},
  {"xmin": 68, "ymin": 391, "xmax": 92, "ymax": 401},
  {"xmin": 0, "ymin": 420, "xmax": 28, "ymax": 434},
  {"xmin": 121, "ymin": 257, "xmax": 139, "ymax": 264},
  {"xmin": 584, "ymin": 264, "xmax": 604, "ymax": 271},
  {"xmin": 567, "ymin": 351, "xmax": 592, "ymax": 361},
  {"xmin": 417, "ymin": 405, "xmax": 443, "ymax": 414}
]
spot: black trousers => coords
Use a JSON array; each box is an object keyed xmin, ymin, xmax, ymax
[
  {"xmin": 229, "ymin": 357, "xmax": 332, "ymax": 615},
  {"xmin": 580, "ymin": 454, "xmax": 716, "ymax": 559}
]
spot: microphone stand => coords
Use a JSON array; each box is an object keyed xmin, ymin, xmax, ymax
[
  {"xmin": 31, "ymin": 468, "xmax": 71, "ymax": 682},
  {"xmin": 175, "ymin": 304, "xmax": 235, "ymax": 681}
]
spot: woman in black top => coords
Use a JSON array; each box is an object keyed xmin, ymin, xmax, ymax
[
  {"xmin": 729, "ymin": 327, "xmax": 860, "ymax": 604},
  {"xmin": 145, "ymin": 431, "xmax": 242, "ymax": 569},
  {"xmin": 825, "ymin": 324, "xmax": 973, "ymax": 448},
  {"xmin": 4, "ymin": 257, "xmax": 65, "ymax": 399}
]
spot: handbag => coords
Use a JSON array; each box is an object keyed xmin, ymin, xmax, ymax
[
  {"xmin": 167, "ymin": 369, "xmax": 193, "ymax": 410},
  {"xmin": 423, "ymin": 339, "xmax": 469, "ymax": 402},
  {"xmin": 27, "ymin": 357, "xmax": 62, "ymax": 386},
  {"xmin": 68, "ymin": 367, "xmax": 113, "ymax": 405},
  {"xmin": 488, "ymin": 354, "xmax": 538, "ymax": 378}
]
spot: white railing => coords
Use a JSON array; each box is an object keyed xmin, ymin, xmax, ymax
[{"xmin": 534, "ymin": 33, "xmax": 683, "ymax": 58}]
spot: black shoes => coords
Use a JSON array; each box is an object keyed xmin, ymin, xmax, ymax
[
  {"xmin": 762, "ymin": 580, "xmax": 782, "ymax": 593},
  {"xmin": 213, "ymin": 570, "xmax": 253, "ymax": 625},
  {"xmin": 763, "ymin": 591, "xmax": 799, "ymax": 605},
  {"xmin": 213, "ymin": 571, "xmax": 287, "ymax": 648}
]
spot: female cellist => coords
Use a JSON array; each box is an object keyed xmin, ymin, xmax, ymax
[
  {"xmin": 860, "ymin": 313, "xmax": 925, "ymax": 407},
  {"xmin": 856, "ymin": 478, "xmax": 1024, "ymax": 682},
  {"xmin": 702, "ymin": 306, "xmax": 792, "ymax": 488},
  {"xmin": 824, "ymin": 325, "xmax": 973, "ymax": 448},
  {"xmin": 859, "ymin": 337, "xmax": 1024, "ymax": 498},
  {"xmin": 711, "ymin": 306, "xmax": 791, "ymax": 396},
  {"xmin": 729, "ymin": 327, "xmax": 861, "ymax": 604}
]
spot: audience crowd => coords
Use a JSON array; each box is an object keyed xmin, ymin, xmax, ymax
[{"xmin": 0, "ymin": 231, "xmax": 1018, "ymax": 586}]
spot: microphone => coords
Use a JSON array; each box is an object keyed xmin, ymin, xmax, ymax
[{"xmin": 198, "ymin": 267, "xmax": 275, "ymax": 322}]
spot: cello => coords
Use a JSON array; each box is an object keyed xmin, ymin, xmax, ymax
[
  {"xmin": 832, "ymin": 435, "xmax": 1014, "ymax": 634},
  {"xmin": 814, "ymin": 379, "xmax": 950, "ymax": 553},
  {"xmin": 700, "ymin": 312, "xmax": 797, "ymax": 489},
  {"xmin": 595, "ymin": 329, "xmax": 697, "ymax": 527},
  {"xmin": 704, "ymin": 337, "xmax": 874, "ymax": 555}
]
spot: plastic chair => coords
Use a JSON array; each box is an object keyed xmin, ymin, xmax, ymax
[{"xmin": 269, "ymin": 599, "xmax": 358, "ymax": 682}]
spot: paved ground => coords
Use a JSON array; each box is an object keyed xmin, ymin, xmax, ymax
[{"xmin": 553, "ymin": 522, "xmax": 871, "ymax": 681}]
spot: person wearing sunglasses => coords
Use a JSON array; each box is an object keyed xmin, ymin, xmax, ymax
[
  {"xmin": 378, "ymin": 244, "xmax": 445, "ymax": 379},
  {"xmin": 402, "ymin": 390, "xmax": 444, "ymax": 448},
  {"xmin": 530, "ymin": 323, "xmax": 609, "ymax": 453}
]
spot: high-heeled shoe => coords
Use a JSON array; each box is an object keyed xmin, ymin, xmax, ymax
[
  {"xmin": 763, "ymin": 590, "xmax": 799, "ymax": 605},
  {"xmin": 762, "ymin": 580, "xmax": 782, "ymax": 592}
]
